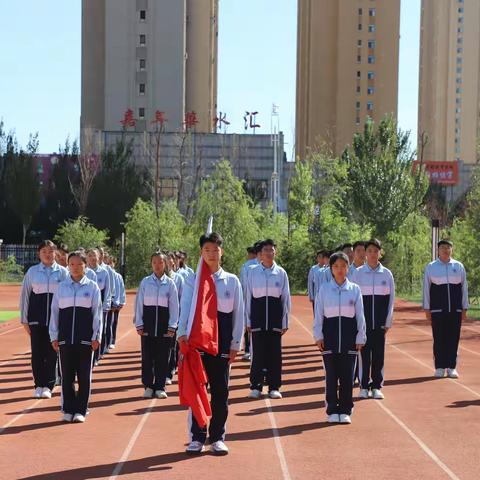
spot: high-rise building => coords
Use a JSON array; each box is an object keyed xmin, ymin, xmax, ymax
[
  {"xmin": 295, "ymin": 0, "xmax": 400, "ymax": 159},
  {"xmin": 418, "ymin": 0, "xmax": 479, "ymax": 170},
  {"xmin": 81, "ymin": 0, "xmax": 218, "ymax": 135}
]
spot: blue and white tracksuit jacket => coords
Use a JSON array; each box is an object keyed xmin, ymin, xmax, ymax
[
  {"xmin": 313, "ymin": 279, "xmax": 366, "ymax": 352},
  {"xmin": 20, "ymin": 262, "xmax": 69, "ymax": 326},
  {"xmin": 49, "ymin": 276, "xmax": 103, "ymax": 346},
  {"xmin": 177, "ymin": 268, "xmax": 244, "ymax": 356},
  {"xmin": 245, "ymin": 262, "xmax": 291, "ymax": 332},
  {"xmin": 423, "ymin": 258, "xmax": 469, "ymax": 314},
  {"xmin": 90, "ymin": 265, "xmax": 111, "ymax": 312},
  {"xmin": 134, "ymin": 274, "xmax": 179, "ymax": 337}
]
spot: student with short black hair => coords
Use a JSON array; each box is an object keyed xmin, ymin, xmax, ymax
[
  {"xmin": 49, "ymin": 251, "xmax": 103, "ymax": 423},
  {"xmin": 348, "ymin": 241, "xmax": 366, "ymax": 278},
  {"xmin": 308, "ymin": 250, "xmax": 326, "ymax": 312},
  {"xmin": 246, "ymin": 239, "xmax": 291, "ymax": 400},
  {"xmin": 178, "ymin": 232, "xmax": 244, "ymax": 455},
  {"xmin": 341, "ymin": 243, "xmax": 354, "ymax": 265},
  {"xmin": 56, "ymin": 244, "xmax": 69, "ymax": 268},
  {"xmin": 351, "ymin": 239, "xmax": 395, "ymax": 399},
  {"xmin": 20, "ymin": 240, "xmax": 68, "ymax": 399},
  {"xmin": 423, "ymin": 239, "xmax": 468, "ymax": 379},
  {"xmin": 134, "ymin": 251, "xmax": 179, "ymax": 399},
  {"xmin": 314, "ymin": 252, "xmax": 366, "ymax": 424}
]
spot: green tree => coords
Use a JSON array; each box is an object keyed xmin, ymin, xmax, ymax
[
  {"xmin": 189, "ymin": 160, "xmax": 261, "ymax": 274},
  {"xmin": 342, "ymin": 116, "xmax": 428, "ymax": 237},
  {"xmin": 3, "ymin": 133, "xmax": 41, "ymax": 245},
  {"xmin": 54, "ymin": 216, "xmax": 108, "ymax": 251},
  {"xmin": 87, "ymin": 139, "xmax": 151, "ymax": 240}
]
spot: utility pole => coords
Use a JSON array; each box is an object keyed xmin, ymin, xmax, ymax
[{"xmin": 271, "ymin": 103, "xmax": 280, "ymax": 213}]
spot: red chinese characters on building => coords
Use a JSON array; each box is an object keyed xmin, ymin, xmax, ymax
[
  {"xmin": 184, "ymin": 111, "xmax": 199, "ymax": 130},
  {"xmin": 413, "ymin": 161, "xmax": 459, "ymax": 185},
  {"xmin": 121, "ymin": 108, "xmax": 136, "ymax": 128},
  {"xmin": 152, "ymin": 110, "xmax": 167, "ymax": 129}
]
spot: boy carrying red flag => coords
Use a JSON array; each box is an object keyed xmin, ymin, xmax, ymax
[{"xmin": 177, "ymin": 231, "xmax": 244, "ymax": 455}]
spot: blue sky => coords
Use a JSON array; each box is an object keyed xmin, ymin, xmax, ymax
[{"xmin": 0, "ymin": 0, "xmax": 420, "ymax": 158}]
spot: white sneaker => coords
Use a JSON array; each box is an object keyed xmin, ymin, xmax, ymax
[
  {"xmin": 108, "ymin": 344, "xmax": 115, "ymax": 350},
  {"xmin": 447, "ymin": 368, "xmax": 459, "ymax": 378},
  {"xmin": 62, "ymin": 413, "xmax": 73, "ymax": 422},
  {"xmin": 73, "ymin": 413, "xmax": 86, "ymax": 423},
  {"xmin": 185, "ymin": 441, "xmax": 205, "ymax": 455},
  {"xmin": 435, "ymin": 368, "xmax": 445, "ymax": 378},
  {"xmin": 339, "ymin": 414, "xmax": 352, "ymax": 424},
  {"xmin": 210, "ymin": 440, "xmax": 229, "ymax": 455},
  {"xmin": 33, "ymin": 387, "xmax": 43, "ymax": 399},
  {"xmin": 248, "ymin": 389, "xmax": 262, "ymax": 399},
  {"xmin": 269, "ymin": 390, "xmax": 282, "ymax": 399},
  {"xmin": 327, "ymin": 414, "xmax": 340, "ymax": 423},
  {"xmin": 165, "ymin": 378, "xmax": 173, "ymax": 385},
  {"xmin": 143, "ymin": 387, "xmax": 154, "ymax": 398},
  {"xmin": 359, "ymin": 389, "xmax": 370, "ymax": 399},
  {"xmin": 242, "ymin": 353, "xmax": 251, "ymax": 361},
  {"xmin": 41, "ymin": 388, "xmax": 52, "ymax": 399},
  {"xmin": 372, "ymin": 389, "xmax": 384, "ymax": 400},
  {"xmin": 155, "ymin": 390, "xmax": 168, "ymax": 399}
]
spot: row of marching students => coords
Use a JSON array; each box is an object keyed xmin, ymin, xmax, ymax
[{"xmin": 19, "ymin": 240, "xmax": 126, "ymax": 423}]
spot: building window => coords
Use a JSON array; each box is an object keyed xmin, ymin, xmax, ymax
[
  {"xmin": 357, "ymin": 71, "xmax": 361, "ymax": 79},
  {"xmin": 456, "ymin": 77, "xmax": 462, "ymax": 84},
  {"xmin": 358, "ymin": 23, "xmax": 362, "ymax": 31},
  {"xmin": 456, "ymin": 97, "xmax": 461, "ymax": 104},
  {"xmin": 369, "ymin": 8, "xmax": 376, "ymax": 16},
  {"xmin": 139, "ymin": 34, "xmax": 146, "ymax": 45},
  {"xmin": 456, "ymin": 87, "xmax": 462, "ymax": 94},
  {"xmin": 357, "ymin": 55, "xmax": 362, "ymax": 63},
  {"xmin": 457, "ymin": 47, "xmax": 463, "ymax": 53},
  {"xmin": 457, "ymin": 57, "xmax": 463, "ymax": 64},
  {"xmin": 367, "ymin": 87, "xmax": 374, "ymax": 95},
  {"xmin": 368, "ymin": 56, "xmax": 375, "ymax": 64},
  {"xmin": 455, "ymin": 146, "xmax": 460, "ymax": 153},
  {"xmin": 457, "ymin": 37, "xmax": 463, "ymax": 44},
  {"xmin": 458, "ymin": 7, "xmax": 464, "ymax": 13},
  {"xmin": 139, "ymin": 10, "xmax": 146, "ymax": 21},
  {"xmin": 139, "ymin": 107, "xmax": 145, "ymax": 118},
  {"xmin": 159, "ymin": 178, "xmax": 179, "ymax": 200},
  {"xmin": 457, "ymin": 27, "xmax": 464, "ymax": 33},
  {"xmin": 367, "ymin": 101, "xmax": 374, "ymax": 111},
  {"xmin": 368, "ymin": 24, "xmax": 376, "ymax": 32},
  {"xmin": 456, "ymin": 67, "xmax": 462, "ymax": 73},
  {"xmin": 356, "ymin": 85, "xmax": 361, "ymax": 93},
  {"xmin": 357, "ymin": 39, "xmax": 362, "ymax": 47},
  {"xmin": 139, "ymin": 58, "xmax": 146, "ymax": 70},
  {"xmin": 368, "ymin": 71, "xmax": 375, "ymax": 79},
  {"xmin": 139, "ymin": 83, "xmax": 146, "ymax": 95},
  {"xmin": 458, "ymin": 16, "xmax": 464, "ymax": 23},
  {"xmin": 455, "ymin": 107, "xmax": 461, "ymax": 113},
  {"xmin": 356, "ymin": 116, "xmax": 361, "ymax": 125},
  {"xmin": 358, "ymin": 8, "xmax": 363, "ymax": 15},
  {"xmin": 368, "ymin": 40, "xmax": 376, "ymax": 49},
  {"xmin": 356, "ymin": 101, "xmax": 361, "ymax": 109}
]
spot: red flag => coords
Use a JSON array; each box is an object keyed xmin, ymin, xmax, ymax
[{"xmin": 178, "ymin": 259, "xmax": 219, "ymax": 427}]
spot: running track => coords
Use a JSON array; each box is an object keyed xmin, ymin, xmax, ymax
[{"xmin": 0, "ymin": 285, "xmax": 479, "ymax": 480}]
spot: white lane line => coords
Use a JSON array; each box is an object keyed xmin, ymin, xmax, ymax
[
  {"xmin": 389, "ymin": 344, "xmax": 480, "ymax": 398},
  {"xmin": 109, "ymin": 398, "xmax": 156, "ymax": 480},
  {"xmin": 0, "ymin": 399, "xmax": 43, "ymax": 435},
  {"xmin": 264, "ymin": 397, "xmax": 292, "ymax": 480},
  {"xmin": 0, "ymin": 326, "xmax": 22, "ymax": 336},
  {"xmin": 406, "ymin": 324, "xmax": 480, "ymax": 357},
  {"xmin": 291, "ymin": 314, "xmax": 312, "ymax": 337},
  {"xmin": 292, "ymin": 312, "xmax": 470, "ymax": 477},
  {"xmin": 374, "ymin": 401, "xmax": 461, "ymax": 480}
]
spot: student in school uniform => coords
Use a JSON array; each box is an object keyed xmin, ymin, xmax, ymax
[
  {"xmin": 20, "ymin": 240, "xmax": 69, "ymax": 399},
  {"xmin": 312, "ymin": 250, "xmax": 333, "ymax": 300},
  {"xmin": 177, "ymin": 232, "xmax": 244, "ymax": 456},
  {"xmin": 423, "ymin": 239, "xmax": 469, "ymax": 379},
  {"xmin": 177, "ymin": 251, "xmax": 194, "ymax": 280},
  {"xmin": 348, "ymin": 241, "xmax": 366, "ymax": 278},
  {"xmin": 134, "ymin": 251, "xmax": 179, "ymax": 399},
  {"xmin": 86, "ymin": 249, "xmax": 111, "ymax": 365},
  {"xmin": 351, "ymin": 239, "xmax": 395, "ymax": 399},
  {"xmin": 108, "ymin": 257, "xmax": 126, "ymax": 350},
  {"xmin": 246, "ymin": 239, "xmax": 291, "ymax": 400},
  {"xmin": 341, "ymin": 243, "xmax": 355, "ymax": 265},
  {"xmin": 308, "ymin": 250, "xmax": 327, "ymax": 312},
  {"xmin": 49, "ymin": 250, "xmax": 102, "ymax": 423},
  {"xmin": 313, "ymin": 251, "xmax": 366, "ymax": 424}
]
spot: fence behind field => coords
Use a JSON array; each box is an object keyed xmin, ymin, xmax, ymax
[{"xmin": 0, "ymin": 244, "xmax": 37, "ymax": 273}]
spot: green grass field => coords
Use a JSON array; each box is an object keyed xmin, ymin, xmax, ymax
[{"xmin": 0, "ymin": 311, "xmax": 20, "ymax": 323}]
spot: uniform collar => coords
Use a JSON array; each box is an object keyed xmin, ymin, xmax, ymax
[
  {"xmin": 212, "ymin": 268, "xmax": 227, "ymax": 280},
  {"xmin": 68, "ymin": 274, "xmax": 89, "ymax": 286},
  {"xmin": 150, "ymin": 273, "xmax": 168, "ymax": 284},
  {"xmin": 39, "ymin": 261, "xmax": 59, "ymax": 272},
  {"xmin": 437, "ymin": 257, "xmax": 453, "ymax": 265},
  {"xmin": 261, "ymin": 261, "xmax": 279, "ymax": 274},
  {"xmin": 329, "ymin": 278, "xmax": 351, "ymax": 291},
  {"xmin": 365, "ymin": 262, "xmax": 384, "ymax": 273}
]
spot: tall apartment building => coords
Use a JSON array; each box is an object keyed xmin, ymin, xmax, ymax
[
  {"xmin": 418, "ymin": 0, "xmax": 480, "ymax": 171},
  {"xmin": 295, "ymin": 0, "xmax": 400, "ymax": 159},
  {"xmin": 81, "ymin": 0, "xmax": 218, "ymax": 135}
]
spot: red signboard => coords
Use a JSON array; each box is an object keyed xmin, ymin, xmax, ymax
[{"xmin": 413, "ymin": 161, "xmax": 459, "ymax": 185}]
